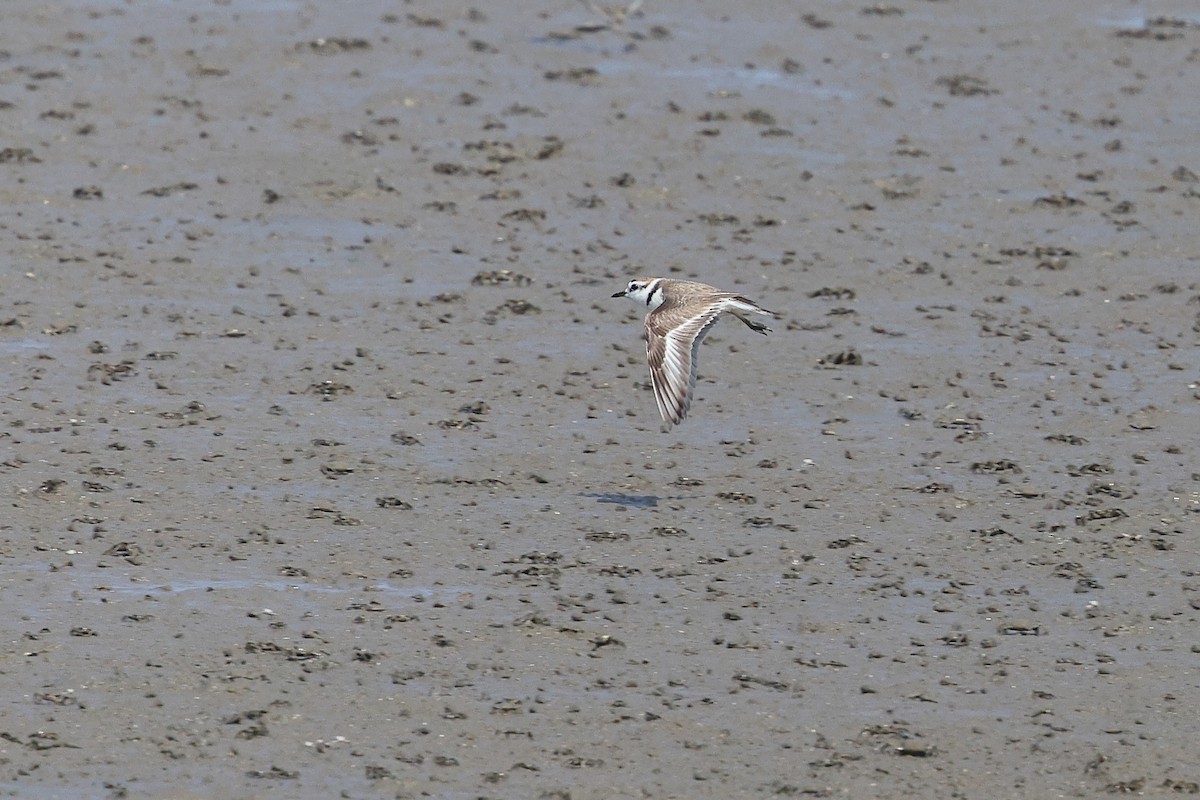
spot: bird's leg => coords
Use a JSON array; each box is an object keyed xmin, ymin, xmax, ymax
[{"xmin": 731, "ymin": 311, "xmax": 771, "ymax": 335}]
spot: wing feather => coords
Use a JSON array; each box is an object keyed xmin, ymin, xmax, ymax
[{"xmin": 645, "ymin": 301, "xmax": 726, "ymax": 426}]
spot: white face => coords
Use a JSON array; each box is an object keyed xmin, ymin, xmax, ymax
[{"xmin": 617, "ymin": 279, "xmax": 663, "ymax": 308}]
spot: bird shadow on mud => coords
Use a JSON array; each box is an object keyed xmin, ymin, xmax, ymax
[{"xmin": 580, "ymin": 492, "xmax": 697, "ymax": 508}]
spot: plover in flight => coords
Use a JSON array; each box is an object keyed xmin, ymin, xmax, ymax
[{"xmin": 612, "ymin": 277, "xmax": 776, "ymax": 428}]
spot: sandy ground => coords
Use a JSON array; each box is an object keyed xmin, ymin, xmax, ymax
[{"xmin": 2, "ymin": 1, "xmax": 1199, "ymax": 798}]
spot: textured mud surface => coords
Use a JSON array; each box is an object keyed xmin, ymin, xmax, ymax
[{"xmin": 2, "ymin": 1, "xmax": 1199, "ymax": 798}]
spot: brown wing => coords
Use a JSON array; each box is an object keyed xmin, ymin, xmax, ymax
[{"xmin": 645, "ymin": 301, "xmax": 726, "ymax": 426}]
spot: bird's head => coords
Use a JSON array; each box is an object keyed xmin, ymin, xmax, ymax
[{"xmin": 612, "ymin": 277, "xmax": 662, "ymax": 307}]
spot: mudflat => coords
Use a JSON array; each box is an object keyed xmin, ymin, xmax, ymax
[{"xmin": 2, "ymin": 2, "xmax": 1198, "ymax": 798}]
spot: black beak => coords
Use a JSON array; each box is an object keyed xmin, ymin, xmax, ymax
[{"xmin": 611, "ymin": 290, "xmax": 626, "ymax": 298}]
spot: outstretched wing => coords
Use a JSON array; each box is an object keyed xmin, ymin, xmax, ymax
[{"xmin": 645, "ymin": 301, "xmax": 726, "ymax": 426}]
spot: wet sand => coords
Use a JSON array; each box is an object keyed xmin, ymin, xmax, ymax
[{"xmin": 2, "ymin": 1, "xmax": 1198, "ymax": 797}]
